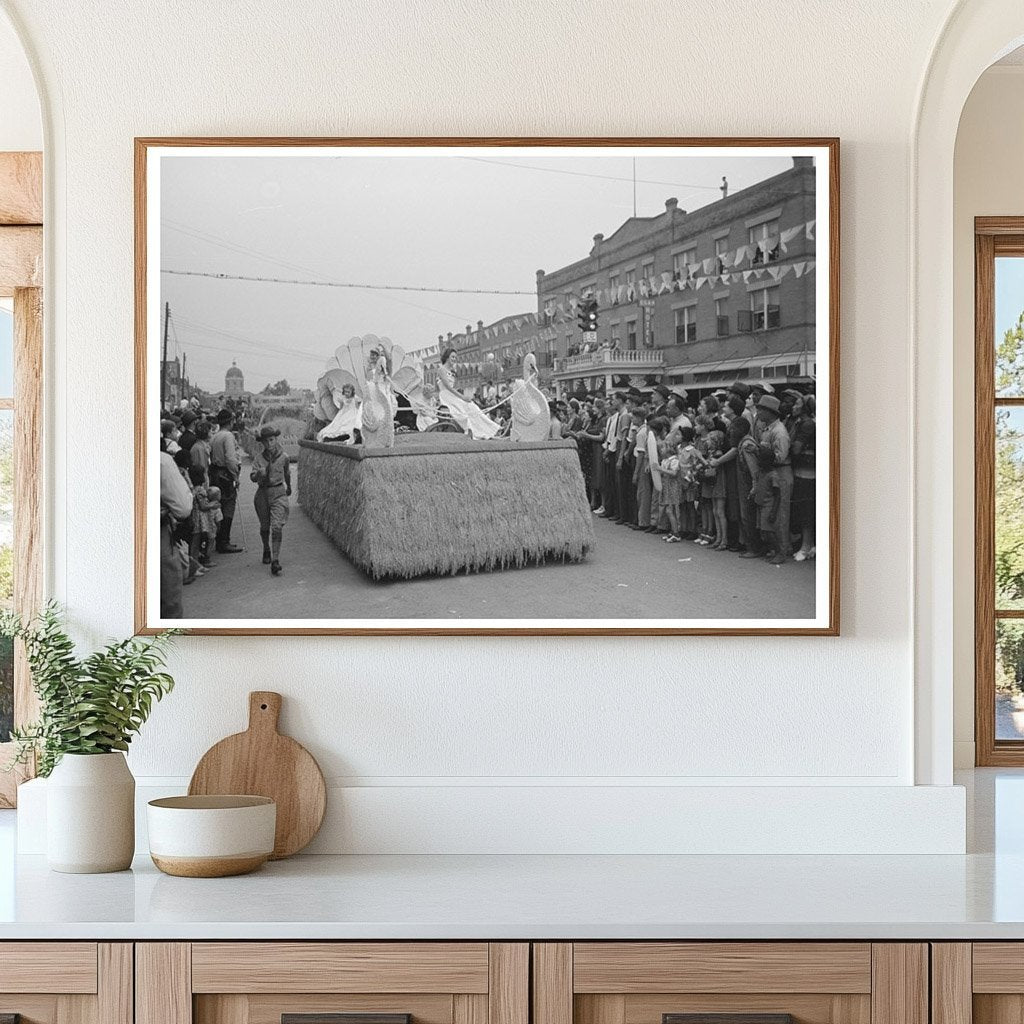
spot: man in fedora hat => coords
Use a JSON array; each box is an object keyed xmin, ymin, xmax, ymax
[
  {"xmin": 651, "ymin": 383, "xmax": 671, "ymax": 417},
  {"xmin": 177, "ymin": 408, "xmax": 199, "ymax": 458},
  {"xmin": 210, "ymin": 408, "xmax": 242, "ymax": 553},
  {"xmin": 250, "ymin": 425, "xmax": 292, "ymax": 576},
  {"xmin": 755, "ymin": 394, "xmax": 793, "ymax": 564}
]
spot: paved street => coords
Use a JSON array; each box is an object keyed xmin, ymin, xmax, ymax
[
  {"xmin": 184, "ymin": 456, "xmax": 816, "ymax": 622},
  {"xmin": 998, "ymin": 693, "xmax": 1024, "ymax": 740}
]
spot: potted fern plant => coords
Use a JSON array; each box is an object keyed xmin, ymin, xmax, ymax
[{"xmin": 2, "ymin": 603, "xmax": 178, "ymax": 873}]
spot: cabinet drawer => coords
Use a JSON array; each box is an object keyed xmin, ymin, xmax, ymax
[
  {"xmin": 0, "ymin": 942, "xmax": 98, "ymax": 994},
  {"xmin": 191, "ymin": 943, "xmax": 491, "ymax": 994},
  {"xmin": 572, "ymin": 944, "xmax": 872, "ymax": 994},
  {"xmin": 139, "ymin": 943, "xmax": 528, "ymax": 1024},
  {"xmin": 533, "ymin": 943, "xmax": 925, "ymax": 1024}
]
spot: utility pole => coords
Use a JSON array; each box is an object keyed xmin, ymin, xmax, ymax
[
  {"xmin": 632, "ymin": 157, "xmax": 637, "ymax": 217},
  {"xmin": 181, "ymin": 350, "xmax": 188, "ymax": 401},
  {"xmin": 160, "ymin": 301, "xmax": 170, "ymax": 411}
]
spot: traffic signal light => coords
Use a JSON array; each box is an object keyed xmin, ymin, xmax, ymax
[{"xmin": 577, "ymin": 296, "xmax": 599, "ymax": 333}]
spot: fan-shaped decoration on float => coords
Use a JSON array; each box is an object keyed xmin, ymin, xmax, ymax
[
  {"xmin": 510, "ymin": 352, "xmax": 550, "ymax": 442},
  {"xmin": 315, "ymin": 334, "xmax": 438, "ymax": 445}
]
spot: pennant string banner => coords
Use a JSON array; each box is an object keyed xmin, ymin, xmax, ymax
[{"xmin": 454, "ymin": 220, "xmax": 818, "ymax": 335}]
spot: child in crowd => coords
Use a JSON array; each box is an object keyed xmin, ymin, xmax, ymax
[
  {"xmin": 694, "ymin": 415, "xmax": 719, "ymax": 545},
  {"xmin": 704, "ymin": 425, "xmax": 726, "ymax": 547},
  {"xmin": 202, "ymin": 486, "xmax": 223, "ymax": 543},
  {"xmin": 657, "ymin": 440, "xmax": 683, "ymax": 542},
  {"xmin": 161, "ymin": 419, "xmax": 180, "ymax": 455},
  {"xmin": 710, "ymin": 428, "xmax": 729, "ymax": 550},
  {"xmin": 675, "ymin": 426, "xmax": 703, "ymax": 540},
  {"xmin": 188, "ymin": 464, "xmax": 222, "ymax": 571}
]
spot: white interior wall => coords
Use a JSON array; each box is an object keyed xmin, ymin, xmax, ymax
[
  {"xmin": 0, "ymin": 0, "xmax": 982, "ymax": 852},
  {"xmin": 0, "ymin": 17, "xmax": 39, "ymax": 151},
  {"xmin": 952, "ymin": 65, "xmax": 1024, "ymax": 767}
]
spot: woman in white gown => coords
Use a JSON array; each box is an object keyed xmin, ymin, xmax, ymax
[
  {"xmin": 316, "ymin": 382, "xmax": 362, "ymax": 443},
  {"xmin": 436, "ymin": 348, "xmax": 499, "ymax": 439}
]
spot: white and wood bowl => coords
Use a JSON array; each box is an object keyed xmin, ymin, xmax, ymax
[{"xmin": 147, "ymin": 795, "xmax": 277, "ymax": 877}]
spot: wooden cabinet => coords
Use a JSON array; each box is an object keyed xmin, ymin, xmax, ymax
[
  {"xmin": 931, "ymin": 943, "xmax": 1024, "ymax": 1024},
  {"xmin": 136, "ymin": 944, "xmax": 528, "ymax": 1024},
  {"xmin": 0, "ymin": 942, "xmax": 132, "ymax": 1024},
  {"xmin": 0, "ymin": 938, "xmax": 953, "ymax": 1024},
  {"xmin": 532, "ymin": 944, "xmax": 928, "ymax": 1024}
]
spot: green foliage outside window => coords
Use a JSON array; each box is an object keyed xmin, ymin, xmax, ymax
[
  {"xmin": 996, "ymin": 313, "xmax": 1024, "ymax": 695},
  {"xmin": 996, "ymin": 313, "xmax": 1024, "ymax": 613}
]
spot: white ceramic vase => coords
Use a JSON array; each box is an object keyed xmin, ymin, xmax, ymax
[{"xmin": 46, "ymin": 752, "xmax": 135, "ymax": 873}]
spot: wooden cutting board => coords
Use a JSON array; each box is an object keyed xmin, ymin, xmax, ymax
[{"xmin": 188, "ymin": 691, "xmax": 326, "ymax": 859}]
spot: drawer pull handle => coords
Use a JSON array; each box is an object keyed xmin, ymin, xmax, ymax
[
  {"xmin": 283, "ymin": 1015, "xmax": 411, "ymax": 1024},
  {"xmin": 664, "ymin": 1016, "xmax": 795, "ymax": 1024}
]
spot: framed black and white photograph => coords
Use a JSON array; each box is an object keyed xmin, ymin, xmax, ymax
[{"xmin": 135, "ymin": 137, "xmax": 838, "ymax": 636}]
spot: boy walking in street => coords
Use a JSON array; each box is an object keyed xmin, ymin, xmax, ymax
[{"xmin": 251, "ymin": 425, "xmax": 292, "ymax": 576}]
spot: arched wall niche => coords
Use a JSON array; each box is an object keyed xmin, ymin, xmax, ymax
[{"xmin": 914, "ymin": 1, "xmax": 1024, "ymax": 785}]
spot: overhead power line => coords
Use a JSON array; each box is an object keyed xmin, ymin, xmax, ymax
[
  {"xmin": 161, "ymin": 219, "xmax": 482, "ymax": 321},
  {"xmin": 161, "ymin": 267, "xmax": 534, "ymax": 296},
  {"xmin": 457, "ymin": 156, "xmax": 723, "ymax": 191},
  {"xmin": 174, "ymin": 314, "xmax": 328, "ymax": 364}
]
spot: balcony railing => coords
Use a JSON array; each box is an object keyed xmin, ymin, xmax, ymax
[{"xmin": 554, "ymin": 348, "xmax": 665, "ymax": 374}]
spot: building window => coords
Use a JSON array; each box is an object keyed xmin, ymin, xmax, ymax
[
  {"xmin": 673, "ymin": 247, "xmax": 696, "ymax": 281},
  {"xmin": 608, "ymin": 273, "xmax": 620, "ymax": 303},
  {"xmin": 626, "ymin": 321, "xmax": 637, "ymax": 350},
  {"xmin": 750, "ymin": 287, "xmax": 781, "ymax": 330},
  {"xmin": 674, "ymin": 307, "xmax": 697, "ymax": 344},
  {"xmin": 761, "ymin": 363, "xmax": 801, "ymax": 379},
  {"xmin": 749, "ymin": 220, "xmax": 781, "ymax": 264},
  {"xmin": 715, "ymin": 298, "xmax": 729, "ymax": 337},
  {"xmin": 641, "ymin": 260, "xmax": 654, "ymax": 282},
  {"xmin": 610, "ymin": 323, "xmax": 621, "ymax": 349},
  {"xmin": 715, "ymin": 237, "xmax": 729, "ymax": 276}
]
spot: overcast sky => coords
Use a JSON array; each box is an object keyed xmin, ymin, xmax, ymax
[{"xmin": 160, "ymin": 149, "xmax": 795, "ymax": 394}]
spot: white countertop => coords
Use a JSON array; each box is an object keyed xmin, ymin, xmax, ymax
[
  {"xmin": 1, "ymin": 769, "xmax": 1021, "ymax": 941},
  {"xmin": 0, "ymin": 849, "xmax": 1023, "ymax": 940}
]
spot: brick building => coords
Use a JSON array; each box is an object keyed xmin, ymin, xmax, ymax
[
  {"xmin": 540, "ymin": 156, "xmax": 818, "ymax": 397},
  {"xmin": 422, "ymin": 313, "xmax": 558, "ymax": 396}
]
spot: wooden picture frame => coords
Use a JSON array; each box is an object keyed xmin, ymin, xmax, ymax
[
  {"xmin": 975, "ymin": 216, "xmax": 1024, "ymax": 765},
  {"xmin": 135, "ymin": 137, "xmax": 839, "ymax": 636}
]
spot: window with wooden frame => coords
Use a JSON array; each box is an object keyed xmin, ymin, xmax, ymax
[
  {"xmin": 674, "ymin": 305, "xmax": 697, "ymax": 344},
  {"xmin": 0, "ymin": 151, "xmax": 44, "ymax": 807},
  {"xmin": 976, "ymin": 218, "xmax": 1024, "ymax": 765}
]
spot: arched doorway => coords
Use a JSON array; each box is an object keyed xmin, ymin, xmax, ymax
[{"xmin": 913, "ymin": 1, "xmax": 1024, "ymax": 784}]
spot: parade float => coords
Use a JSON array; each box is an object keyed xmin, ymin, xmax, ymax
[{"xmin": 298, "ymin": 335, "xmax": 594, "ymax": 580}]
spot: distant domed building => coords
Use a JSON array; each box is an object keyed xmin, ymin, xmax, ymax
[{"xmin": 225, "ymin": 361, "xmax": 244, "ymax": 396}]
